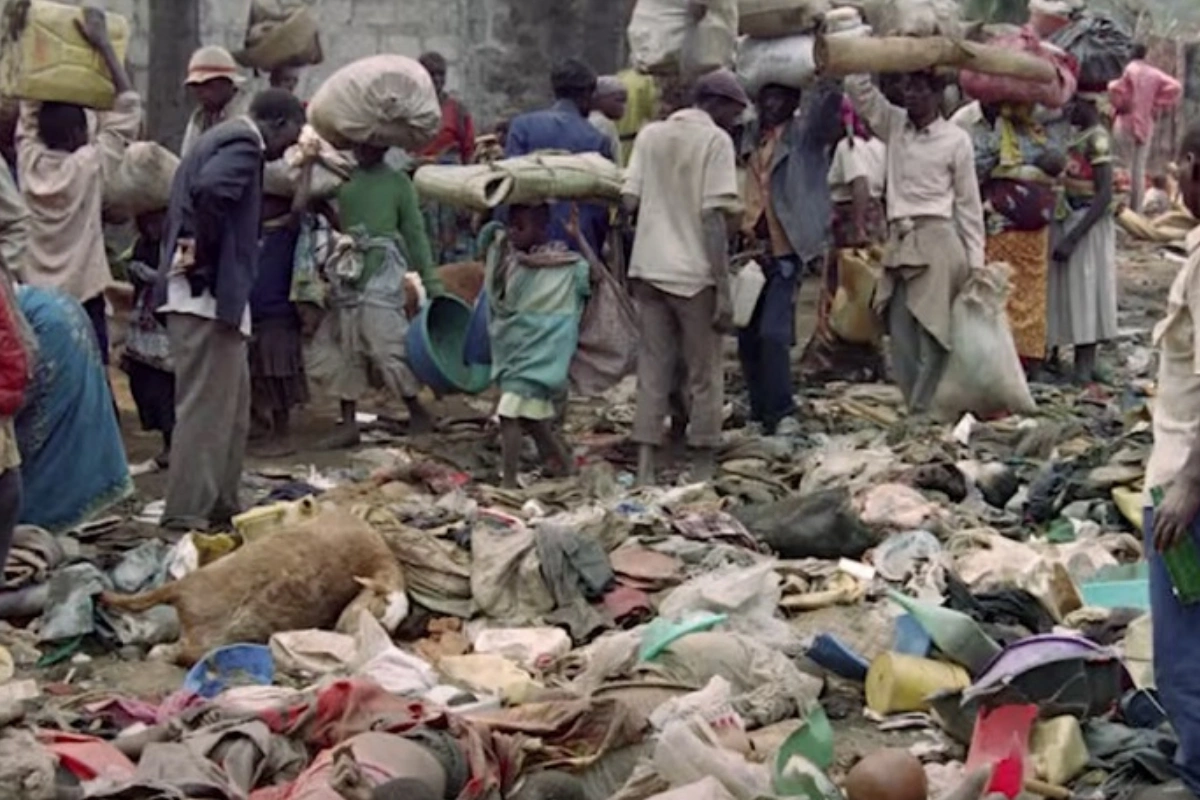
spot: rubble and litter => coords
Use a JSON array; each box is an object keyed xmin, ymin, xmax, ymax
[{"xmin": 0, "ymin": 220, "xmax": 1185, "ymax": 800}]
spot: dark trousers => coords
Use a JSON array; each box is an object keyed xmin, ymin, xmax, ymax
[
  {"xmin": 737, "ymin": 255, "xmax": 801, "ymax": 431},
  {"xmin": 82, "ymin": 295, "xmax": 109, "ymax": 365},
  {"xmin": 1145, "ymin": 506, "xmax": 1200, "ymax": 796},
  {"xmin": 0, "ymin": 467, "xmax": 20, "ymax": 576}
]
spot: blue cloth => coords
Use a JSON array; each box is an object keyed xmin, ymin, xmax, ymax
[
  {"xmin": 742, "ymin": 83, "xmax": 844, "ymax": 263},
  {"xmin": 738, "ymin": 255, "xmax": 801, "ymax": 430},
  {"xmin": 156, "ymin": 120, "xmax": 265, "ymax": 329},
  {"xmin": 505, "ymin": 100, "xmax": 614, "ymax": 256},
  {"xmin": 1145, "ymin": 505, "xmax": 1200, "ymax": 797},
  {"xmin": 485, "ymin": 230, "xmax": 590, "ymax": 400},
  {"xmin": 250, "ymin": 222, "xmax": 301, "ymax": 323},
  {"xmin": 14, "ymin": 287, "xmax": 131, "ymax": 533}
]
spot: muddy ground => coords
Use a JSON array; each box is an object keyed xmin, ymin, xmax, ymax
[{"xmin": 38, "ymin": 234, "xmax": 1179, "ymax": 763}]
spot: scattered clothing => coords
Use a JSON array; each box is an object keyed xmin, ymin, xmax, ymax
[{"xmin": 14, "ymin": 287, "xmax": 131, "ymax": 533}]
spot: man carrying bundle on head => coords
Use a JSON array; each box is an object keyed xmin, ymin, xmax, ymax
[{"xmin": 845, "ymin": 69, "xmax": 985, "ymax": 414}]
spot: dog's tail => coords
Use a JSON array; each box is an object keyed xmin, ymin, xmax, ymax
[{"xmin": 100, "ymin": 584, "xmax": 179, "ymax": 613}]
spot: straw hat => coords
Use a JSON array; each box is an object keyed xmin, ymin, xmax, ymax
[{"xmin": 185, "ymin": 46, "xmax": 246, "ymax": 87}]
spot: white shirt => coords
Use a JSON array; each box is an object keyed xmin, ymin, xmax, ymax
[
  {"xmin": 829, "ymin": 136, "xmax": 887, "ymax": 203},
  {"xmin": 845, "ymin": 75, "xmax": 986, "ymax": 270},
  {"xmin": 624, "ymin": 108, "xmax": 741, "ymax": 297},
  {"xmin": 161, "ymin": 273, "xmax": 252, "ymax": 337},
  {"xmin": 1146, "ymin": 226, "xmax": 1200, "ymax": 500}
]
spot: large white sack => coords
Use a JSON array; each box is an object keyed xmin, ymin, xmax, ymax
[
  {"xmin": 105, "ymin": 142, "xmax": 179, "ymax": 217},
  {"xmin": 629, "ymin": 0, "xmax": 738, "ymax": 74},
  {"xmin": 932, "ymin": 262, "xmax": 1036, "ymax": 419},
  {"xmin": 739, "ymin": 0, "xmax": 829, "ymax": 38},
  {"xmin": 736, "ymin": 34, "xmax": 815, "ymax": 94},
  {"xmin": 308, "ymin": 55, "xmax": 441, "ymax": 151}
]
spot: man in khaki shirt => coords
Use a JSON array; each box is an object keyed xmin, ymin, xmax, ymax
[
  {"xmin": 624, "ymin": 69, "xmax": 747, "ymax": 485},
  {"xmin": 846, "ymin": 71, "xmax": 985, "ymax": 413},
  {"xmin": 1144, "ymin": 123, "xmax": 1200, "ymax": 800}
]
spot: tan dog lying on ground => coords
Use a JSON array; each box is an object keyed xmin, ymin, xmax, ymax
[{"xmin": 101, "ymin": 507, "xmax": 408, "ymax": 666}]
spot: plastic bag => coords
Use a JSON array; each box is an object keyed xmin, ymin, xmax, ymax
[
  {"xmin": 960, "ymin": 28, "xmax": 1079, "ymax": 110},
  {"xmin": 932, "ymin": 262, "xmax": 1036, "ymax": 419},
  {"xmin": 736, "ymin": 35, "xmax": 815, "ymax": 95},
  {"xmin": 739, "ymin": 0, "xmax": 829, "ymax": 38},
  {"xmin": 570, "ymin": 261, "xmax": 638, "ymax": 397},
  {"xmin": 653, "ymin": 719, "xmax": 773, "ymax": 800},
  {"xmin": 105, "ymin": 142, "xmax": 179, "ymax": 217},
  {"xmin": 628, "ymin": 0, "xmax": 738, "ymax": 75},
  {"xmin": 473, "ymin": 627, "xmax": 572, "ymax": 671},
  {"xmin": 1049, "ymin": 11, "xmax": 1134, "ymax": 90},
  {"xmin": 829, "ymin": 247, "xmax": 882, "ymax": 344},
  {"xmin": 308, "ymin": 55, "xmax": 441, "ymax": 150}
]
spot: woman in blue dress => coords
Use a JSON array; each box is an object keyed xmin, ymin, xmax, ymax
[{"xmin": 15, "ymin": 285, "xmax": 132, "ymax": 532}]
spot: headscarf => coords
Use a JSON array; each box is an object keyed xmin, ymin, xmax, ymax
[{"xmin": 841, "ymin": 96, "xmax": 868, "ymax": 141}]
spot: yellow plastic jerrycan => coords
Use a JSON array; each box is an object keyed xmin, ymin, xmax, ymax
[
  {"xmin": 233, "ymin": 496, "xmax": 320, "ymax": 542},
  {"xmin": 0, "ymin": 0, "xmax": 130, "ymax": 109}
]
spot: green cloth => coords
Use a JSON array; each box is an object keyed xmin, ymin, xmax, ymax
[
  {"xmin": 336, "ymin": 163, "xmax": 443, "ymax": 295},
  {"xmin": 485, "ymin": 230, "xmax": 590, "ymax": 401}
]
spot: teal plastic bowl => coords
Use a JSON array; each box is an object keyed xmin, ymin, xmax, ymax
[{"xmin": 407, "ymin": 295, "xmax": 492, "ymax": 395}]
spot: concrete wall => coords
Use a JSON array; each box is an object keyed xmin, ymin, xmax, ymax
[{"xmin": 99, "ymin": 0, "xmax": 628, "ymax": 145}]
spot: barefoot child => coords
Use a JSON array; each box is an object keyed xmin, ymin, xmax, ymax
[{"xmin": 484, "ymin": 204, "xmax": 596, "ymax": 487}]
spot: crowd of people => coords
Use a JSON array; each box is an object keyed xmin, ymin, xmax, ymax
[
  {"xmin": 0, "ymin": 12, "xmax": 1189, "ymax": 531},
  {"xmin": 0, "ymin": 7, "xmax": 1197, "ymax": 798}
]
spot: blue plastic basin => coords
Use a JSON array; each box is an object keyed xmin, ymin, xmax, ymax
[{"xmin": 407, "ymin": 295, "xmax": 492, "ymax": 396}]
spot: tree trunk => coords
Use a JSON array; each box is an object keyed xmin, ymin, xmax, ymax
[{"xmin": 148, "ymin": 0, "xmax": 200, "ymax": 151}]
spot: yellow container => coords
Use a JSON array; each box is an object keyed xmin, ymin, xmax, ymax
[
  {"xmin": 232, "ymin": 496, "xmax": 319, "ymax": 542},
  {"xmin": 0, "ymin": 0, "xmax": 130, "ymax": 109},
  {"xmin": 866, "ymin": 653, "xmax": 971, "ymax": 715},
  {"xmin": 1030, "ymin": 716, "xmax": 1089, "ymax": 786}
]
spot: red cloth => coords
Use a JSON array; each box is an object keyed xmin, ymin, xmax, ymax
[
  {"xmin": 37, "ymin": 730, "xmax": 137, "ymax": 783},
  {"xmin": 255, "ymin": 678, "xmax": 515, "ymax": 800},
  {"xmin": 0, "ymin": 282, "xmax": 28, "ymax": 417},
  {"xmin": 1109, "ymin": 60, "xmax": 1182, "ymax": 144},
  {"xmin": 420, "ymin": 97, "xmax": 475, "ymax": 164}
]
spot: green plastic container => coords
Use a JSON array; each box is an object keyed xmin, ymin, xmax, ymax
[
  {"xmin": 887, "ymin": 591, "xmax": 1001, "ymax": 676},
  {"xmin": 1150, "ymin": 487, "xmax": 1200, "ymax": 605}
]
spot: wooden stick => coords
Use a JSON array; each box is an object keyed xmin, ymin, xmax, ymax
[{"xmin": 816, "ymin": 35, "xmax": 1058, "ymax": 82}]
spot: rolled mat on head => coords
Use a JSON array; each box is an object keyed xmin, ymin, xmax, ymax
[
  {"xmin": 414, "ymin": 152, "xmax": 623, "ymax": 212},
  {"xmin": 816, "ymin": 35, "xmax": 1058, "ymax": 82}
]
